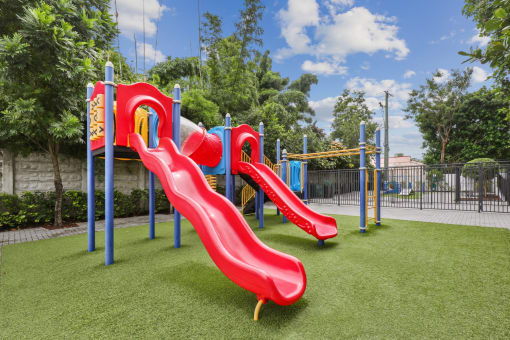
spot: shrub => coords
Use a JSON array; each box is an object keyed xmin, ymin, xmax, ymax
[
  {"xmin": 114, "ymin": 190, "xmax": 134, "ymax": 218},
  {"xmin": 130, "ymin": 189, "xmax": 149, "ymax": 215},
  {"xmin": 0, "ymin": 193, "xmax": 21, "ymax": 229},
  {"xmin": 155, "ymin": 189, "xmax": 171, "ymax": 213},
  {"xmin": 462, "ymin": 158, "xmax": 500, "ymax": 179},
  {"xmin": 63, "ymin": 191, "xmax": 88, "ymax": 222}
]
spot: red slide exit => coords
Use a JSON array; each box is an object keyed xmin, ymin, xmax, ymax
[
  {"xmin": 237, "ymin": 161, "xmax": 338, "ymax": 240},
  {"xmin": 129, "ymin": 133, "xmax": 306, "ymax": 307}
]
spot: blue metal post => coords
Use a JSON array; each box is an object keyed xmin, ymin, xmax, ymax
[
  {"xmin": 360, "ymin": 122, "xmax": 366, "ymax": 233},
  {"xmin": 259, "ymin": 122, "xmax": 264, "ymax": 229},
  {"xmin": 303, "ymin": 134, "xmax": 308, "ymax": 205},
  {"xmin": 232, "ymin": 174, "xmax": 236, "ymax": 204},
  {"xmin": 173, "ymin": 84, "xmax": 181, "ymax": 248},
  {"xmin": 376, "ymin": 127, "xmax": 381, "ymax": 226},
  {"xmin": 225, "ymin": 113, "xmax": 232, "ymax": 202},
  {"xmin": 276, "ymin": 138, "xmax": 280, "ymax": 216},
  {"xmin": 104, "ymin": 62, "xmax": 115, "ymax": 265},
  {"xmin": 86, "ymin": 83, "xmax": 95, "ymax": 252},
  {"xmin": 282, "ymin": 149, "xmax": 288, "ymax": 224},
  {"xmin": 148, "ymin": 108, "xmax": 156, "ymax": 240}
]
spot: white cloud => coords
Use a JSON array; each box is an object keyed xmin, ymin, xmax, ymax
[
  {"xmin": 472, "ymin": 66, "xmax": 488, "ymax": 83},
  {"xmin": 433, "ymin": 68, "xmax": 450, "ymax": 83},
  {"xmin": 361, "ymin": 61, "xmax": 370, "ymax": 70},
  {"xmin": 309, "ymin": 96, "xmax": 338, "ymax": 124},
  {"xmin": 469, "ymin": 29, "xmax": 490, "ymax": 47},
  {"xmin": 276, "ymin": 1, "xmax": 409, "ymax": 72},
  {"xmin": 346, "ymin": 77, "xmax": 412, "ymax": 103},
  {"xmin": 302, "ymin": 60, "xmax": 348, "ymax": 75},
  {"xmin": 403, "ymin": 70, "xmax": 416, "ymax": 78},
  {"xmin": 374, "ymin": 116, "xmax": 413, "ymax": 129},
  {"xmin": 137, "ymin": 42, "xmax": 166, "ymax": 65},
  {"xmin": 111, "ymin": 0, "xmax": 169, "ymax": 38}
]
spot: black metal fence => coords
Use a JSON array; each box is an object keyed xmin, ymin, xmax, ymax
[{"xmin": 308, "ymin": 161, "xmax": 510, "ymax": 213}]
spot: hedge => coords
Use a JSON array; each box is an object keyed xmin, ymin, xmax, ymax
[{"xmin": 0, "ymin": 189, "xmax": 172, "ymax": 230}]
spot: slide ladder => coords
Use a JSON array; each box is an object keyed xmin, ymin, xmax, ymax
[{"xmin": 240, "ymin": 151, "xmax": 280, "ymax": 214}]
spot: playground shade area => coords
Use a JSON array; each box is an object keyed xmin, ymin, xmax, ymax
[{"xmin": 1, "ymin": 214, "xmax": 509, "ymax": 338}]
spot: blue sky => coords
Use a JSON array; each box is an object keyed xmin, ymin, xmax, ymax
[{"xmin": 112, "ymin": 0, "xmax": 491, "ymax": 159}]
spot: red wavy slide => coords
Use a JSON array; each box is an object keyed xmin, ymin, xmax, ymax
[
  {"xmin": 236, "ymin": 161, "xmax": 338, "ymax": 240},
  {"xmin": 129, "ymin": 133, "xmax": 306, "ymax": 310}
]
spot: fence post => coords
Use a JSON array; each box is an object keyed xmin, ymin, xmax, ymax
[
  {"xmin": 478, "ymin": 163, "xmax": 483, "ymax": 212},
  {"xmin": 173, "ymin": 84, "xmax": 181, "ymax": 248},
  {"xmin": 359, "ymin": 122, "xmax": 366, "ymax": 233},
  {"xmin": 276, "ymin": 138, "xmax": 280, "ymax": 216},
  {"xmin": 420, "ymin": 167, "xmax": 423, "ymax": 210},
  {"xmin": 455, "ymin": 166, "xmax": 461, "ymax": 203},
  {"xmin": 86, "ymin": 83, "xmax": 95, "ymax": 252}
]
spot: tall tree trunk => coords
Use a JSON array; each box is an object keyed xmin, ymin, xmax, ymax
[
  {"xmin": 48, "ymin": 140, "xmax": 63, "ymax": 227},
  {"xmin": 440, "ymin": 139, "xmax": 447, "ymax": 164}
]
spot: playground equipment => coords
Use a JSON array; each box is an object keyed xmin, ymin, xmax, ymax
[
  {"xmin": 86, "ymin": 62, "xmax": 337, "ymax": 320},
  {"xmin": 286, "ymin": 124, "xmax": 382, "ymax": 232}
]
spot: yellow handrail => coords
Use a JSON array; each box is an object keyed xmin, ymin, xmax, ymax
[
  {"xmin": 240, "ymin": 151, "xmax": 280, "ymax": 213},
  {"xmin": 205, "ymin": 175, "xmax": 217, "ymax": 191},
  {"xmin": 241, "ymin": 184, "xmax": 256, "ymax": 215}
]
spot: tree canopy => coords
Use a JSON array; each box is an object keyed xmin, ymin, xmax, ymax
[
  {"xmin": 405, "ymin": 68, "xmax": 472, "ymax": 164},
  {"xmin": 0, "ymin": 0, "xmax": 118, "ymax": 225}
]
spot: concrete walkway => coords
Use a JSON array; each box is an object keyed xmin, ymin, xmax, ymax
[
  {"xmin": 266, "ymin": 203, "xmax": 510, "ymax": 229},
  {"xmin": 0, "ymin": 214, "xmax": 172, "ymax": 262},
  {"xmin": 2, "ymin": 205, "xmax": 509, "ymax": 262}
]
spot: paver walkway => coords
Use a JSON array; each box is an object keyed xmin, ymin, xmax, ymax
[
  {"xmin": 265, "ymin": 203, "xmax": 510, "ymax": 229},
  {"xmin": 2, "ymin": 206, "xmax": 509, "ymax": 262},
  {"xmin": 0, "ymin": 214, "xmax": 172, "ymax": 262}
]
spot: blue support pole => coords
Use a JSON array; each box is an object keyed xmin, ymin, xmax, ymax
[
  {"xmin": 173, "ymin": 84, "xmax": 181, "ymax": 248},
  {"xmin": 282, "ymin": 149, "xmax": 288, "ymax": 224},
  {"xmin": 276, "ymin": 138, "xmax": 280, "ymax": 216},
  {"xmin": 104, "ymin": 62, "xmax": 115, "ymax": 265},
  {"xmin": 259, "ymin": 122, "xmax": 264, "ymax": 229},
  {"xmin": 232, "ymin": 174, "xmax": 236, "ymax": 204},
  {"xmin": 148, "ymin": 108, "xmax": 156, "ymax": 240},
  {"xmin": 303, "ymin": 134, "xmax": 308, "ymax": 206},
  {"xmin": 360, "ymin": 122, "xmax": 366, "ymax": 233},
  {"xmin": 376, "ymin": 127, "xmax": 381, "ymax": 226},
  {"xmin": 225, "ymin": 113, "xmax": 232, "ymax": 203},
  {"xmin": 86, "ymin": 83, "xmax": 95, "ymax": 252}
]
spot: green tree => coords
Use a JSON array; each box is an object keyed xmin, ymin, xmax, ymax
[
  {"xmin": 0, "ymin": 0, "xmax": 116, "ymax": 226},
  {"xmin": 331, "ymin": 90, "xmax": 378, "ymax": 148},
  {"xmin": 405, "ymin": 68, "xmax": 472, "ymax": 164},
  {"xmin": 446, "ymin": 87, "xmax": 510, "ymax": 162},
  {"xmin": 461, "ymin": 0, "xmax": 510, "ymax": 120}
]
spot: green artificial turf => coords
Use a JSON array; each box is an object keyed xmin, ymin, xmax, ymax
[{"xmin": 1, "ymin": 212, "xmax": 510, "ymax": 339}]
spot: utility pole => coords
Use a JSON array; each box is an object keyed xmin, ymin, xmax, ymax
[
  {"xmin": 383, "ymin": 90, "xmax": 392, "ymax": 171},
  {"xmin": 134, "ymin": 34, "xmax": 138, "ymax": 76}
]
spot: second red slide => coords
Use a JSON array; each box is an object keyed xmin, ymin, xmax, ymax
[{"xmin": 236, "ymin": 161, "xmax": 338, "ymax": 240}]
